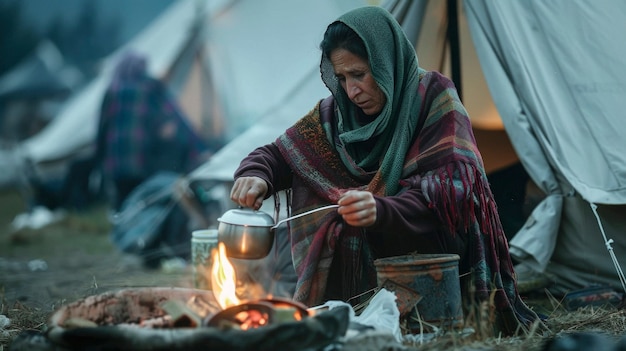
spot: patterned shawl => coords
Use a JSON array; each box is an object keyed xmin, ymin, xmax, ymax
[{"xmin": 274, "ymin": 6, "xmax": 539, "ymax": 335}]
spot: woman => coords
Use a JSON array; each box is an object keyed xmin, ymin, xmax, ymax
[{"xmin": 230, "ymin": 6, "xmax": 540, "ymax": 335}]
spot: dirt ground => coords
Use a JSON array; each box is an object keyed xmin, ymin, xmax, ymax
[
  {"xmin": 1, "ymin": 187, "xmax": 626, "ymax": 351},
  {"xmin": 0, "ymin": 188, "xmax": 193, "ymax": 349}
]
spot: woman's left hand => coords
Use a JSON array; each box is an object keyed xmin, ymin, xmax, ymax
[{"xmin": 337, "ymin": 190, "xmax": 377, "ymax": 227}]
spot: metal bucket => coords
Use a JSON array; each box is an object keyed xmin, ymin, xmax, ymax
[{"xmin": 374, "ymin": 253, "xmax": 463, "ymax": 332}]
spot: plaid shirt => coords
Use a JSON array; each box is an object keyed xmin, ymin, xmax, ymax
[{"xmin": 96, "ymin": 76, "xmax": 207, "ymax": 181}]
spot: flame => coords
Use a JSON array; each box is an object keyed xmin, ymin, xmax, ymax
[{"xmin": 211, "ymin": 242, "xmax": 241, "ymax": 309}]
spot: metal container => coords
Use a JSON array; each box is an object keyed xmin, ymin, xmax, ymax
[
  {"xmin": 217, "ymin": 208, "xmax": 275, "ymax": 259},
  {"xmin": 374, "ymin": 253, "xmax": 463, "ymax": 332},
  {"xmin": 191, "ymin": 229, "xmax": 219, "ymax": 289}
]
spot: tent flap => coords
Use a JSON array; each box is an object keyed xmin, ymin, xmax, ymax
[{"xmin": 465, "ymin": 0, "xmax": 626, "ymax": 204}]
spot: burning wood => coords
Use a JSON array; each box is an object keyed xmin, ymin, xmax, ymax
[{"xmin": 160, "ymin": 300, "xmax": 202, "ymax": 328}]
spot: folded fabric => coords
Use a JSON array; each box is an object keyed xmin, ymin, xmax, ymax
[{"xmin": 563, "ymin": 285, "xmax": 623, "ymax": 311}]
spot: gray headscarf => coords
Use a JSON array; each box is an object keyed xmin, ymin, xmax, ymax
[{"xmin": 320, "ymin": 6, "xmax": 423, "ymax": 195}]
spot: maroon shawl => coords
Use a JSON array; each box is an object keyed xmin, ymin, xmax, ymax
[{"xmin": 275, "ymin": 71, "xmax": 540, "ymax": 335}]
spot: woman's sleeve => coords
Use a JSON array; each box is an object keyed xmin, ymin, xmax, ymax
[
  {"xmin": 233, "ymin": 142, "xmax": 293, "ymax": 196},
  {"xmin": 370, "ymin": 178, "xmax": 440, "ymax": 235}
]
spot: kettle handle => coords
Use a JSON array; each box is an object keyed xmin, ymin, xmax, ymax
[{"xmin": 271, "ymin": 204, "xmax": 339, "ymax": 230}]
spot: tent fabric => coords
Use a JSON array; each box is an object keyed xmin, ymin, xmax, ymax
[
  {"xmin": 0, "ymin": 0, "xmax": 370, "ymax": 188},
  {"xmin": 0, "ymin": 41, "xmax": 77, "ymax": 100},
  {"xmin": 111, "ymin": 171, "xmax": 179, "ymax": 255},
  {"xmin": 188, "ymin": 0, "xmax": 371, "ymax": 182},
  {"xmin": 465, "ymin": 0, "xmax": 626, "ymax": 287},
  {"xmin": 383, "ymin": 0, "xmax": 504, "ymax": 131},
  {"xmin": 357, "ymin": 0, "xmax": 626, "ymax": 292},
  {"xmin": 17, "ymin": 0, "xmax": 215, "ymax": 166},
  {"xmin": 545, "ymin": 183, "xmax": 626, "ymax": 294},
  {"xmin": 465, "ymin": 0, "xmax": 626, "ymax": 205}
]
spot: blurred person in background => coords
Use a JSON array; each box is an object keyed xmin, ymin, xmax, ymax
[
  {"xmin": 95, "ymin": 51, "xmax": 210, "ymax": 211},
  {"xmin": 95, "ymin": 51, "xmax": 212, "ymax": 268}
]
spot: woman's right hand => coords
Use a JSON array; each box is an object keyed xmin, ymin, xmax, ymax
[{"xmin": 230, "ymin": 176, "xmax": 268, "ymax": 210}]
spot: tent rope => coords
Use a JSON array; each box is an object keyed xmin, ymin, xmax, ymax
[{"xmin": 590, "ymin": 202, "xmax": 626, "ymax": 293}]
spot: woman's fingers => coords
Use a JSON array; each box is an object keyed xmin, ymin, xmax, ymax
[
  {"xmin": 337, "ymin": 190, "xmax": 376, "ymax": 226},
  {"xmin": 230, "ymin": 177, "xmax": 268, "ymax": 209}
]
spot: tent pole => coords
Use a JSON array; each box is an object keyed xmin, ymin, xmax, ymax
[{"xmin": 446, "ymin": 0, "xmax": 462, "ymax": 101}]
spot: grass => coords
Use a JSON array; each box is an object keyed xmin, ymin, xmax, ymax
[
  {"xmin": 0, "ymin": 204, "xmax": 190, "ymax": 349},
  {"xmin": 0, "ymin": 190, "xmax": 100, "ymax": 254}
]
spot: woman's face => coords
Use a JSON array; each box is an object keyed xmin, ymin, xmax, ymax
[{"xmin": 330, "ymin": 48, "xmax": 386, "ymax": 116}]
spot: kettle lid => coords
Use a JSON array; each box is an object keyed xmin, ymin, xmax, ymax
[{"xmin": 217, "ymin": 208, "xmax": 274, "ymax": 227}]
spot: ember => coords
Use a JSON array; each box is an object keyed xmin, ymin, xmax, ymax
[
  {"xmin": 205, "ymin": 297, "xmax": 309, "ymax": 330},
  {"xmin": 207, "ymin": 302, "xmax": 271, "ymax": 330}
]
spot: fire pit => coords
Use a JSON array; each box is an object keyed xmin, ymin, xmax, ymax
[
  {"xmin": 41, "ymin": 243, "xmax": 350, "ymax": 350},
  {"xmin": 45, "ymin": 287, "xmax": 349, "ymax": 351}
]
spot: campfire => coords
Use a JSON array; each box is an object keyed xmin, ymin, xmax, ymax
[
  {"xmin": 133, "ymin": 242, "xmax": 309, "ymax": 330},
  {"xmin": 203, "ymin": 242, "xmax": 309, "ymax": 330},
  {"xmin": 45, "ymin": 242, "xmax": 349, "ymax": 350}
]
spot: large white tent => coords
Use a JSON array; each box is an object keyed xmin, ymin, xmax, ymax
[
  {"xmin": 464, "ymin": 0, "xmax": 626, "ymax": 293},
  {"xmin": 188, "ymin": 0, "xmax": 375, "ymax": 182},
  {"xmin": 383, "ymin": 0, "xmax": 626, "ymax": 293}
]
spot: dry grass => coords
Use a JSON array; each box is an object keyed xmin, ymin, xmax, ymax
[
  {"xmin": 0, "ymin": 296, "xmax": 50, "ymax": 347},
  {"xmin": 545, "ymin": 303, "xmax": 626, "ymax": 336},
  {"xmin": 349, "ymin": 281, "xmax": 625, "ymax": 350},
  {"xmin": 398, "ymin": 289, "xmax": 626, "ymax": 351}
]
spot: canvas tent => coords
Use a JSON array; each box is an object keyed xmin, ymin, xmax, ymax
[
  {"xmin": 187, "ymin": 0, "xmax": 374, "ymax": 183},
  {"xmin": 382, "ymin": 0, "xmax": 626, "ymax": 294},
  {"xmin": 190, "ymin": 0, "xmax": 626, "ymax": 295},
  {"xmin": 0, "ymin": 41, "xmax": 81, "ymax": 143},
  {"xmin": 0, "ymin": 0, "xmax": 227, "ymax": 189},
  {"xmin": 0, "ymin": 40, "xmax": 78, "ymax": 102},
  {"xmin": 463, "ymin": 0, "xmax": 626, "ymax": 294},
  {"xmin": 0, "ymin": 0, "xmax": 376, "ymax": 188}
]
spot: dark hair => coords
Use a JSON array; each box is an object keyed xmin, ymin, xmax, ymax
[{"xmin": 320, "ymin": 21, "xmax": 368, "ymax": 61}]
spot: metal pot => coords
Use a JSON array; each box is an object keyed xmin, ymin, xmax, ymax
[
  {"xmin": 217, "ymin": 205, "xmax": 339, "ymax": 259},
  {"xmin": 217, "ymin": 208, "xmax": 275, "ymax": 259}
]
